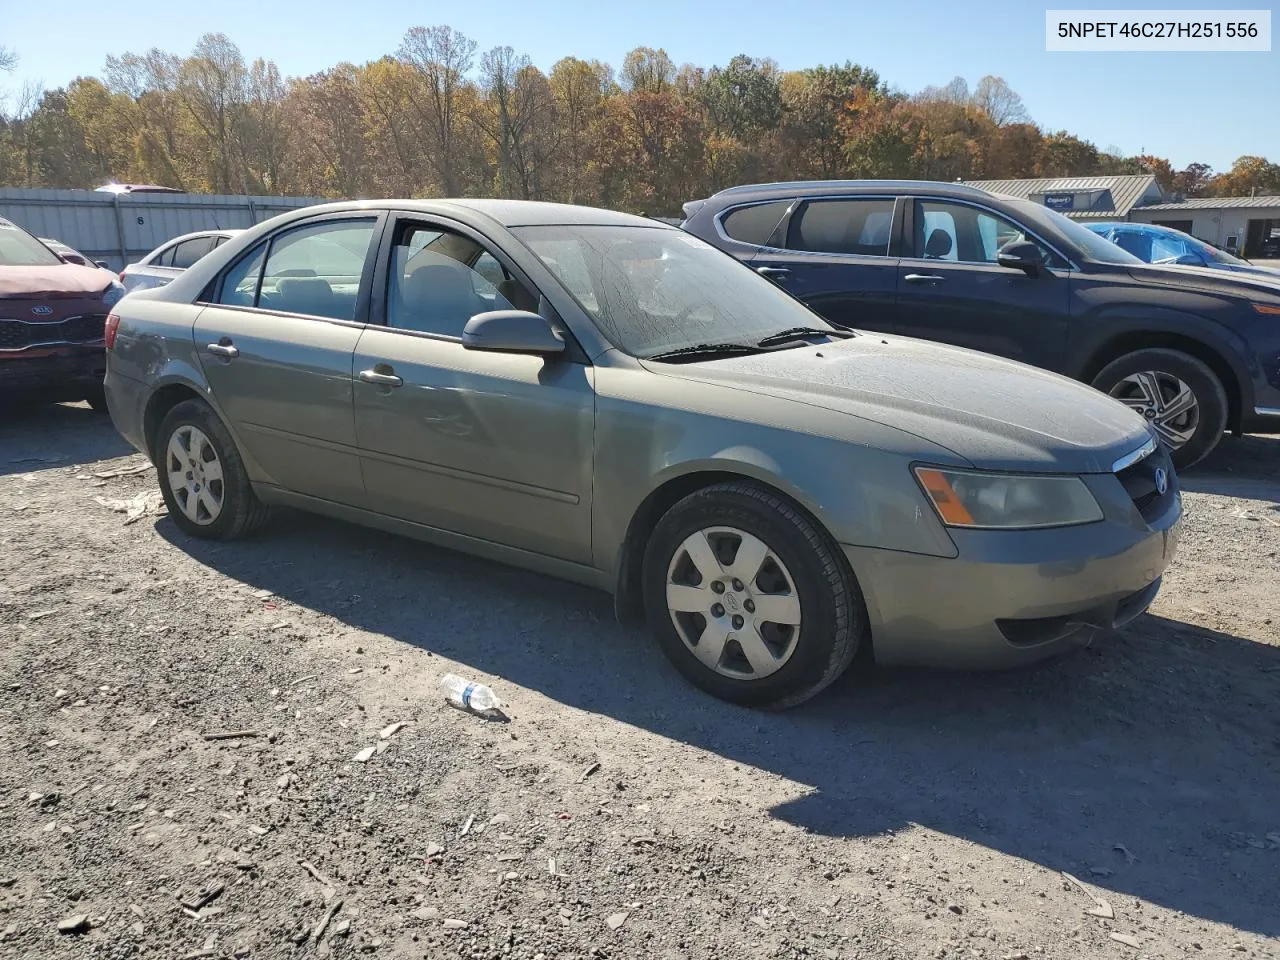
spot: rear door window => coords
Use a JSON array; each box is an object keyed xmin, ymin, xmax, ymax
[
  {"xmin": 170, "ymin": 236, "xmax": 217, "ymax": 269},
  {"xmin": 787, "ymin": 199, "xmax": 895, "ymax": 256},
  {"xmin": 214, "ymin": 218, "xmax": 376, "ymax": 320},
  {"xmin": 720, "ymin": 201, "xmax": 790, "ymax": 246}
]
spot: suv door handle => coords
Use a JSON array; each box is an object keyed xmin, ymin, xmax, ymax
[
  {"xmin": 903, "ymin": 273, "xmax": 945, "ymax": 283},
  {"xmin": 358, "ymin": 367, "xmax": 403, "ymax": 388},
  {"xmin": 756, "ymin": 266, "xmax": 791, "ymax": 279},
  {"xmin": 206, "ymin": 341, "xmax": 239, "ymax": 359}
]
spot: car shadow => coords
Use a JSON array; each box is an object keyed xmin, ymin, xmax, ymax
[
  {"xmin": 0, "ymin": 402, "xmax": 134, "ymax": 476},
  {"xmin": 157, "ymin": 510, "xmax": 1280, "ymax": 938}
]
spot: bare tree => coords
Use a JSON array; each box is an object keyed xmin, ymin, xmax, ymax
[
  {"xmin": 398, "ymin": 25, "xmax": 477, "ymax": 195},
  {"xmin": 0, "ymin": 46, "xmax": 17, "ymax": 73},
  {"xmin": 972, "ymin": 75, "xmax": 1029, "ymax": 126}
]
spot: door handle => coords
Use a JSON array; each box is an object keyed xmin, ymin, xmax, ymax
[
  {"xmin": 358, "ymin": 368, "xmax": 403, "ymax": 388},
  {"xmin": 756, "ymin": 266, "xmax": 791, "ymax": 279},
  {"xmin": 903, "ymin": 273, "xmax": 945, "ymax": 283},
  {"xmin": 206, "ymin": 342, "xmax": 239, "ymax": 359}
]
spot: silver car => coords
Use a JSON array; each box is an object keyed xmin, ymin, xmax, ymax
[
  {"xmin": 121, "ymin": 229, "xmax": 242, "ymax": 292},
  {"xmin": 103, "ymin": 200, "xmax": 1182, "ymax": 707}
]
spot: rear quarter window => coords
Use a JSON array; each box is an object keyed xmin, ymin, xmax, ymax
[{"xmin": 720, "ymin": 201, "xmax": 790, "ymax": 246}]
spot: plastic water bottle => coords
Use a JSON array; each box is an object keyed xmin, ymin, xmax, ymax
[{"xmin": 439, "ymin": 673, "xmax": 502, "ymax": 715}]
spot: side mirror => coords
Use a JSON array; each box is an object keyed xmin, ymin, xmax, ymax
[
  {"xmin": 1174, "ymin": 253, "xmax": 1204, "ymax": 266},
  {"xmin": 60, "ymin": 252, "xmax": 88, "ymax": 266},
  {"xmin": 462, "ymin": 310, "xmax": 565, "ymax": 355},
  {"xmin": 996, "ymin": 240, "xmax": 1046, "ymax": 276},
  {"xmin": 94, "ymin": 260, "xmax": 110, "ymax": 269}
]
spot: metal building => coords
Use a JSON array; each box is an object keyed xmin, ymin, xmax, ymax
[
  {"xmin": 964, "ymin": 174, "xmax": 1162, "ymax": 220},
  {"xmin": 0, "ymin": 188, "xmax": 327, "ymax": 271}
]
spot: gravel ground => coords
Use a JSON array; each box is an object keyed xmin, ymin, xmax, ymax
[{"xmin": 2, "ymin": 403, "xmax": 1278, "ymax": 960}]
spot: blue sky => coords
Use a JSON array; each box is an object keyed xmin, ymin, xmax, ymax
[{"xmin": 2, "ymin": 0, "xmax": 1275, "ymax": 172}]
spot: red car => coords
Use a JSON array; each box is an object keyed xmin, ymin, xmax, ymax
[{"xmin": 1, "ymin": 217, "xmax": 126, "ymax": 411}]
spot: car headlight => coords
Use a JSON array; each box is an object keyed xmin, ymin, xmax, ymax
[
  {"xmin": 101, "ymin": 282, "xmax": 126, "ymax": 309},
  {"xmin": 914, "ymin": 466, "xmax": 1103, "ymax": 529}
]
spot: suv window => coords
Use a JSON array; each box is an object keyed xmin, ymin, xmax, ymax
[
  {"xmin": 916, "ymin": 200, "xmax": 1063, "ymax": 267},
  {"xmin": 170, "ymin": 235, "xmax": 217, "ymax": 269},
  {"xmin": 787, "ymin": 198, "xmax": 895, "ymax": 257},
  {"xmin": 387, "ymin": 223, "xmax": 536, "ymax": 337},
  {"xmin": 721, "ymin": 201, "xmax": 790, "ymax": 246}
]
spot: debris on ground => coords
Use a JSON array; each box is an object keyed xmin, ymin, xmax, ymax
[{"xmin": 93, "ymin": 489, "xmax": 165, "ymax": 524}]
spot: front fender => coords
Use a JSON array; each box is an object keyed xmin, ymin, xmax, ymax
[
  {"xmin": 1067, "ymin": 302, "xmax": 1255, "ymax": 406},
  {"xmin": 591, "ymin": 386, "xmax": 960, "ymax": 583}
]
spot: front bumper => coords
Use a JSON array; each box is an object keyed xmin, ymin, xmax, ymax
[
  {"xmin": 844, "ymin": 471, "xmax": 1181, "ymax": 670},
  {"xmin": 0, "ymin": 345, "xmax": 105, "ymax": 401}
]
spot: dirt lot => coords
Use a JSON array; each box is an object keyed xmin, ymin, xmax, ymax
[{"xmin": 2, "ymin": 403, "xmax": 1278, "ymax": 960}]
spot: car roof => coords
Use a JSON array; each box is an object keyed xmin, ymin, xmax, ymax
[
  {"xmin": 286, "ymin": 198, "xmax": 665, "ymax": 229},
  {"xmin": 161, "ymin": 228, "xmax": 244, "ymax": 245},
  {"xmin": 700, "ymin": 179, "xmax": 996, "ymax": 204}
]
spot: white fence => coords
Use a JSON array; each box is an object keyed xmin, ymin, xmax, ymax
[{"xmin": 0, "ymin": 189, "xmax": 327, "ymax": 271}]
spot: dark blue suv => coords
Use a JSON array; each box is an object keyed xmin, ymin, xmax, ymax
[{"xmin": 682, "ymin": 180, "xmax": 1280, "ymax": 469}]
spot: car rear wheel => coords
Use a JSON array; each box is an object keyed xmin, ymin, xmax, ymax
[
  {"xmin": 642, "ymin": 481, "xmax": 866, "ymax": 708},
  {"xmin": 1090, "ymin": 348, "xmax": 1228, "ymax": 470},
  {"xmin": 155, "ymin": 399, "xmax": 270, "ymax": 539}
]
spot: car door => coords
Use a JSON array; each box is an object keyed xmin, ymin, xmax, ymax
[
  {"xmin": 746, "ymin": 196, "xmax": 902, "ymax": 333},
  {"xmin": 892, "ymin": 198, "xmax": 1072, "ymax": 371},
  {"xmin": 193, "ymin": 213, "xmax": 382, "ymax": 505},
  {"xmin": 352, "ymin": 215, "xmax": 595, "ymax": 564}
]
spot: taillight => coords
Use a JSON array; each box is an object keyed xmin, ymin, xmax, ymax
[
  {"xmin": 104, "ymin": 313, "xmax": 121, "ymax": 350},
  {"xmin": 118, "ymin": 270, "xmax": 127, "ymax": 283}
]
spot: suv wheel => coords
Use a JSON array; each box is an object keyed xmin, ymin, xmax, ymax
[
  {"xmin": 1091, "ymin": 348, "xmax": 1228, "ymax": 470},
  {"xmin": 642, "ymin": 482, "xmax": 867, "ymax": 708},
  {"xmin": 155, "ymin": 399, "xmax": 270, "ymax": 539}
]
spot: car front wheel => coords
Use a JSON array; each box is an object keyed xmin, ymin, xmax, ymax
[
  {"xmin": 642, "ymin": 481, "xmax": 867, "ymax": 708},
  {"xmin": 155, "ymin": 399, "xmax": 270, "ymax": 539},
  {"xmin": 1091, "ymin": 348, "xmax": 1228, "ymax": 470}
]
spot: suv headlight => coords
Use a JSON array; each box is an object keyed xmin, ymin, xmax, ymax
[
  {"xmin": 914, "ymin": 466, "xmax": 1103, "ymax": 529},
  {"xmin": 101, "ymin": 281, "xmax": 126, "ymax": 309}
]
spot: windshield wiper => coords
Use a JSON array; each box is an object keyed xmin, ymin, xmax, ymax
[
  {"xmin": 755, "ymin": 326, "xmax": 854, "ymax": 348},
  {"xmin": 646, "ymin": 342, "xmax": 765, "ymax": 362}
]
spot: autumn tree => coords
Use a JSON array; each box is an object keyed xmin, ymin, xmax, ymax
[
  {"xmin": 549, "ymin": 57, "xmax": 610, "ymax": 203},
  {"xmin": 778, "ymin": 63, "xmax": 881, "ymax": 179}
]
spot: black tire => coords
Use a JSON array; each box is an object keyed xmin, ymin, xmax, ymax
[
  {"xmin": 1090, "ymin": 348, "xmax": 1228, "ymax": 471},
  {"xmin": 155, "ymin": 399, "xmax": 270, "ymax": 539},
  {"xmin": 641, "ymin": 481, "xmax": 868, "ymax": 709}
]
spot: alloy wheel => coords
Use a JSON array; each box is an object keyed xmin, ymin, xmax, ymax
[
  {"xmin": 165, "ymin": 425, "xmax": 224, "ymax": 525},
  {"xmin": 665, "ymin": 526, "xmax": 802, "ymax": 680},
  {"xmin": 1108, "ymin": 370, "xmax": 1199, "ymax": 449}
]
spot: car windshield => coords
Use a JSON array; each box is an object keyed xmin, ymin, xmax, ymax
[
  {"xmin": 1016, "ymin": 203, "xmax": 1142, "ymax": 265},
  {"xmin": 511, "ymin": 224, "xmax": 833, "ymax": 358},
  {"xmin": 1190, "ymin": 236, "xmax": 1248, "ymax": 266},
  {"xmin": 0, "ymin": 218, "xmax": 62, "ymax": 267}
]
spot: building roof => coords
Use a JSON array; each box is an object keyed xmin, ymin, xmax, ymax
[
  {"xmin": 1136, "ymin": 195, "xmax": 1280, "ymax": 211},
  {"xmin": 965, "ymin": 174, "xmax": 1159, "ymax": 219}
]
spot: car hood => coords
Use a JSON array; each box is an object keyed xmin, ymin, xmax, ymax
[
  {"xmin": 0, "ymin": 263, "xmax": 113, "ymax": 299},
  {"xmin": 1123, "ymin": 261, "xmax": 1280, "ymax": 300},
  {"xmin": 645, "ymin": 335, "xmax": 1152, "ymax": 474}
]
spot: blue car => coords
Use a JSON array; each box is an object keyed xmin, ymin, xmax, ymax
[{"xmin": 1086, "ymin": 221, "xmax": 1280, "ymax": 278}]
